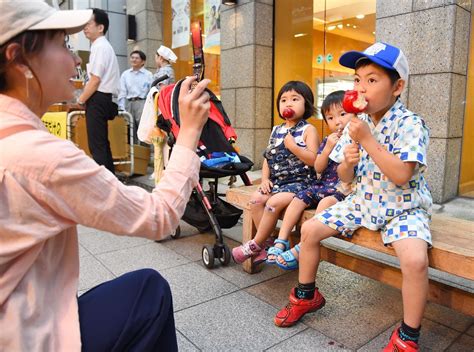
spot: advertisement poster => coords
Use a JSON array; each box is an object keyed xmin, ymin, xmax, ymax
[
  {"xmin": 171, "ymin": 0, "xmax": 190, "ymax": 49},
  {"xmin": 203, "ymin": 0, "xmax": 221, "ymax": 49}
]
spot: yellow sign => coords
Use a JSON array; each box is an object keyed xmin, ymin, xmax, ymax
[{"xmin": 41, "ymin": 112, "xmax": 68, "ymax": 139}]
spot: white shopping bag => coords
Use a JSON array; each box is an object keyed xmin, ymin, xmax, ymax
[{"xmin": 137, "ymin": 86, "xmax": 159, "ymax": 144}]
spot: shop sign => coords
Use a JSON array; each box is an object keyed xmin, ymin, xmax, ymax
[
  {"xmin": 171, "ymin": 0, "xmax": 191, "ymax": 49},
  {"xmin": 204, "ymin": 0, "xmax": 221, "ymax": 49},
  {"xmin": 41, "ymin": 112, "xmax": 67, "ymax": 139}
]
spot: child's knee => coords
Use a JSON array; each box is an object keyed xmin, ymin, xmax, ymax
[
  {"xmin": 300, "ymin": 221, "xmax": 319, "ymax": 242},
  {"xmin": 249, "ymin": 193, "xmax": 266, "ymax": 207},
  {"xmin": 400, "ymin": 251, "xmax": 428, "ymax": 274},
  {"xmin": 266, "ymin": 197, "xmax": 294, "ymax": 213}
]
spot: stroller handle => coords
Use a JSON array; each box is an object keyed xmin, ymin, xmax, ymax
[{"xmin": 152, "ymin": 74, "xmax": 169, "ymax": 88}]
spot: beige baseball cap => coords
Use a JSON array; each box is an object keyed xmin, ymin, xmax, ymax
[
  {"xmin": 0, "ymin": 0, "xmax": 92, "ymax": 46},
  {"xmin": 157, "ymin": 45, "xmax": 178, "ymax": 63}
]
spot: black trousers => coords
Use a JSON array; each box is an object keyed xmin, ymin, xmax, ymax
[
  {"xmin": 85, "ymin": 91, "xmax": 117, "ymax": 173},
  {"xmin": 78, "ymin": 269, "xmax": 178, "ymax": 352}
]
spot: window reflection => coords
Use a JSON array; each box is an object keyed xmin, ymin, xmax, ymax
[
  {"xmin": 163, "ymin": 0, "xmax": 221, "ymax": 96},
  {"xmin": 275, "ymin": 0, "xmax": 376, "ymax": 139}
]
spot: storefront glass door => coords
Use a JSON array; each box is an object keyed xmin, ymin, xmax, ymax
[
  {"xmin": 274, "ymin": 0, "xmax": 376, "ymax": 140},
  {"xmin": 459, "ymin": 9, "xmax": 474, "ymax": 198}
]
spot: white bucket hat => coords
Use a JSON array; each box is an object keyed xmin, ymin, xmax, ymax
[
  {"xmin": 0, "ymin": 0, "xmax": 92, "ymax": 46},
  {"xmin": 157, "ymin": 45, "xmax": 178, "ymax": 63}
]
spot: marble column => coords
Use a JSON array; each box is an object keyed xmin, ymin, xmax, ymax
[
  {"xmin": 126, "ymin": 0, "xmax": 163, "ymax": 73},
  {"xmin": 376, "ymin": 0, "xmax": 472, "ymax": 203},
  {"xmin": 220, "ymin": 0, "xmax": 274, "ymax": 168}
]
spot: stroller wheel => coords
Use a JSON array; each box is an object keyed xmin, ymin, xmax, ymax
[
  {"xmin": 170, "ymin": 226, "xmax": 181, "ymax": 239},
  {"xmin": 202, "ymin": 245, "xmax": 215, "ymax": 269},
  {"xmin": 218, "ymin": 244, "xmax": 231, "ymax": 266}
]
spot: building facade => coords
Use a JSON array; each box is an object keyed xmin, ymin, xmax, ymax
[{"xmin": 63, "ymin": 0, "xmax": 474, "ymax": 204}]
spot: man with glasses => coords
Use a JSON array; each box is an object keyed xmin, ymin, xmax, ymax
[{"xmin": 118, "ymin": 50, "xmax": 153, "ymax": 144}]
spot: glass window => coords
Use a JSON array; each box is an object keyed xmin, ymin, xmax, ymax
[
  {"xmin": 274, "ymin": 0, "xmax": 376, "ymax": 140},
  {"xmin": 163, "ymin": 0, "xmax": 221, "ymax": 95},
  {"xmin": 459, "ymin": 10, "xmax": 474, "ymax": 198}
]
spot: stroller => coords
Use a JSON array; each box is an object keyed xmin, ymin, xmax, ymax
[{"xmin": 156, "ymin": 79, "xmax": 253, "ymax": 269}]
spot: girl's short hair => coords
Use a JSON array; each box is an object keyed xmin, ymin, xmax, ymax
[
  {"xmin": 320, "ymin": 90, "xmax": 345, "ymax": 122},
  {"xmin": 276, "ymin": 81, "xmax": 315, "ymax": 120}
]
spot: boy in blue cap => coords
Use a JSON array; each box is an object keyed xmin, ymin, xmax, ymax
[{"xmin": 274, "ymin": 42, "xmax": 432, "ymax": 352}]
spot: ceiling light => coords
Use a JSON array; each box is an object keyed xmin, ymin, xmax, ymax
[
  {"xmin": 337, "ymin": 24, "xmax": 343, "ymax": 29},
  {"xmin": 222, "ymin": 0, "xmax": 237, "ymax": 5},
  {"xmin": 294, "ymin": 33, "xmax": 307, "ymax": 38},
  {"xmin": 327, "ymin": 25, "xmax": 336, "ymax": 31},
  {"xmin": 356, "ymin": 14, "xmax": 365, "ymax": 19},
  {"xmin": 346, "ymin": 23, "xmax": 350, "ymax": 27},
  {"xmin": 353, "ymin": 25, "xmax": 357, "ymax": 29}
]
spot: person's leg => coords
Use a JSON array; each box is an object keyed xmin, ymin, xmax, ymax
[
  {"xmin": 253, "ymin": 192, "xmax": 295, "ymax": 246},
  {"xmin": 298, "ymin": 218, "xmax": 339, "ymax": 283},
  {"xmin": 85, "ymin": 93, "xmax": 115, "ymax": 173},
  {"xmin": 274, "ymin": 219, "xmax": 338, "ymax": 327},
  {"xmin": 314, "ymin": 195, "xmax": 338, "ymax": 213},
  {"xmin": 78, "ymin": 269, "xmax": 177, "ymax": 352},
  {"xmin": 276, "ymin": 196, "xmax": 338, "ymax": 268},
  {"xmin": 233, "ymin": 192, "xmax": 293, "ymax": 264},
  {"xmin": 249, "ymin": 190, "xmax": 271, "ymax": 230},
  {"xmin": 392, "ymin": 238, "xmax": 428, "ymax": 327},
  {"xmin": 382, "ymin": 209, "xmax": 431, "ymax": 350},
  {"xmin": 267, "ymin": 197, "xmax": 308, "ymax": 262},
  {"xmin": 232, "ymin": 190, "xmax": 271, "ymax": 264},
  {"xmin": 278, "ymin": 197, "xmax": 309, "ymax": 241},
  {"xmin": 131, "ymin": 100, "xmax": 145, "ymax": 144}
]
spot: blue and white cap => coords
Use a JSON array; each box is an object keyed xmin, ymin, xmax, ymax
[{"xmin": 339, "ymin": 42, "xmax": 409, "ymax": 82}]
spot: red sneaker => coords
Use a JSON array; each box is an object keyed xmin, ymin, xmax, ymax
[
  {"xmin": 274, "ymin": 288, "xmax": 325, "ymax": 327},
  {"xmin": 383, "ymin": 328, "xmax": 419, "ymax": 352}
]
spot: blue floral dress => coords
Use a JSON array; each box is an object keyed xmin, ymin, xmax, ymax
[{"xmin": 264, "ymin": 120, "xmax": 315, "ymax": 194}]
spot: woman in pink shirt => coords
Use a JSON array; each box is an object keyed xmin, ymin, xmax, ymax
[{"xmin": 0, "ymin": 1, "xmax": 211, "ymax": 351}]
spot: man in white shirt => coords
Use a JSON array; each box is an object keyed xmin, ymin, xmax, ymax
[
  {"xmin": 118, "ymin": 50, "xmax": 153, "ymax": 144},
  {"xmin": 78, "ymin": 8, "xmax": 120, "ymax": 173}
]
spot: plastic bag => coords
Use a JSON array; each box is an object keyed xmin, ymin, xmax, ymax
[{"xmin": 137, "ymin": 86, "xmax": 159, "ymax": 144}]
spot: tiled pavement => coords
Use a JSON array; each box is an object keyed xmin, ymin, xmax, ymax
[{"xmin": 78, "ymin": 172, "xmax": 474, "ymax": 351}]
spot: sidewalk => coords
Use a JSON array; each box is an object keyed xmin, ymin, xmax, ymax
[{"xmin": 78, "ymin": 171, "xmax": 474, "ymax": 351}]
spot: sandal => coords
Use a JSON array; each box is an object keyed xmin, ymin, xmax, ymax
[
  {"xmin": 276, "ymin": 244, "xmax": 300, "ymax": 271},
  {"xmin": 266, "ymin": 239, "xmax": 290, "ymax": 265}
]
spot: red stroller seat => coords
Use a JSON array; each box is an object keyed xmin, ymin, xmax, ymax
[{"xmin": 156, "ymin": 79, "xmax": 253, "ymax": 268}]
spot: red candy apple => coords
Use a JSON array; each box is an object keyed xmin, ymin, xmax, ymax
[
  {"xmin": 342, "ymin": 90, "xmax": 368, "ymax": 114},
  {"xmin": 282, "ymin": 108, "xmax": 295, "ymax": 119}
]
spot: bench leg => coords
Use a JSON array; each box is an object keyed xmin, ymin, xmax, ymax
[{"xmin": 242, "ymin": 209, "xmax": 262, "ymax": 274}]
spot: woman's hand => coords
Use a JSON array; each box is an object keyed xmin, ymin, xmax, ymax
[
  {"xmin": 176, "ymin": 76, "xmax": 211, "ymax": 150},
  {"xmin": 258, "ymin": 179, "xmax": 273, "ymax": 194}
]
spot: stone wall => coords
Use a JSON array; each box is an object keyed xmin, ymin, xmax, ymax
[{"xmin": 376, "ymin": 0, "xmax": 472, "ymax": 203}]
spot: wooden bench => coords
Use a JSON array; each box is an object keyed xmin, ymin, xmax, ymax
[{"xmin": 226, "ymin": 184, "xmax": 474, "ymax": 316}]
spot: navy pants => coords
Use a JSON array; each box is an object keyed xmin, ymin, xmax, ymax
[
  {"xmin": 85, "ymin": 91, "xmax": 117, "ymax": 174},
  {"xmin": 78, "ymin": 269, "xmax": 177, "ymax": 352}
]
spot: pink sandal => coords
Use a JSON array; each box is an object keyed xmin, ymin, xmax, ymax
[{"xmin": 232, "ymin": 240, "xmax": 264, "ymax": 264}]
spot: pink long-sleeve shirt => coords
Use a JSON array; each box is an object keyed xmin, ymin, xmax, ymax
[{"xmin": 0, "ymin": 94, "xmax": 200, "ymax": 351}]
